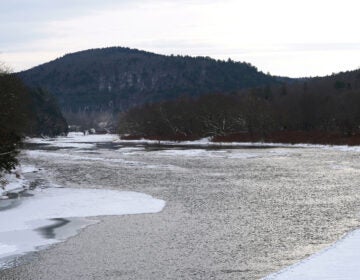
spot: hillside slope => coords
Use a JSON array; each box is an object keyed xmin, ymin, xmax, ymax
[{"xmin": 18, "ymin": 47, "xmax": 284, "ymax": 128}]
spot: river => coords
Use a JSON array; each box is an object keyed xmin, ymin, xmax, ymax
[{"xmin": 1, "ymin": 134, "xmax": 360, "ymax": 279}]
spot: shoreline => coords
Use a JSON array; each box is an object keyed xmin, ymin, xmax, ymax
[
  {"xmin": 120, "ymin": 130, "xmax": 360, "ymax": 147},
  {"xmin": 263, "ymin": 227, "xmax": 360, "ymax": 279},
  {"xmin": 27, "ymin": 131, "xmax": 360, "ymax": 151}
]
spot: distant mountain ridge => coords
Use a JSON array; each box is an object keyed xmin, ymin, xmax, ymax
[{"xmin": 18, "ymin": 47, "xmax": 285, "ymax": 128}]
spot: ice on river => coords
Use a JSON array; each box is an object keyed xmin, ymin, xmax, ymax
[
  {"xmin": 263, "ymin": 229, "xmax": 360, "ymax": 280},
  {"xmin": 0, "ymin": 187, "xmax": 165, "ymax": 267},
  {"xmin": 151, "ymin": 148, "xmax": 263, "ymax": 159},
  {"xmin": 26, "ymin": 132, "xmax": 118, "ymax": 148},
  {"xmin": 27, "ymin": 132, "xmax": 360, "ymax": 154},
  {"xmin": 14, "ymin": 133, "xmax": 360, "ymax": 278}
]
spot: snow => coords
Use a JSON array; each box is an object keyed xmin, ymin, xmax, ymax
[
  {"xmin": 115, "ymin": 137, "xmax": 282, "ymax": 147},
  {"xmin": 116, "ymin": 137, "xmax": 360, "ymax": 153},
  {"xmin": 263, "ymin": 229, "xmax": 360, "ymax": 280},
  {"xmin": 20, "ymin": 165, "xmax": 41, "ymax": 174},
  {"xmin": 43, "ymin": 142, "xmax": 96, "ymax": 149},
  {"xmin": 150, "ymin": 148, "xmax": 263, "ymax": 159},
  {"xmin": 323, "ymin": 145, "xmax": 360, "ymax": 153},
  {"xmin": 27, "ymin": 133, "xmax": 360, "ymax": 154},
  {"xmin": 2, "ymin": 134, "xmax": 167, "ymax": 264},
  {"xmin": 2, "ymin": 188, "xmax": 165, "ymax": 232},
  {"xmin": 26, "ymin": 133, "xmax": 275, "ymax": 160},
  {"xmin": 0, "ymin": 173, "xmax": 28, "ymax": 198},
  {"xmin": 0, "ymin": 244, "xmax": 17, "ymax": 255},
  {"xmin": 153, "ymin": 149, "xmax": 226, "ymax": 157},
  {"xmin": 0, "ymin": 165, "xmax": 41, "ymax": 198},
  {"xmin": 0, "ymin": 187, "xmax": 165, "ymax": 264},
  {"xmin": 27, "ymin": 133, "xmax": 118, "ymax": 146}
]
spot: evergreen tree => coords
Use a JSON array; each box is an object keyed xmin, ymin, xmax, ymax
[{"xmin": 0, "ymin": 68, "xmax": 28, "ymax": 174}]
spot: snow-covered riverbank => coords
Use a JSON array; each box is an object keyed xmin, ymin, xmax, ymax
[
  {"xmin": 27, "ymin": 131, "xmax": 360, "ymax": 152},
  {"xmin": 0, "ymin": 165, "xmax": 39, "ymax": 199},
  {"xmin": 0, "ymin": 173, "xmax": 28, "ymax": 199},
  {"xmin": 26, "ymin": 132, "xmax": 118, "ymax": 148}
]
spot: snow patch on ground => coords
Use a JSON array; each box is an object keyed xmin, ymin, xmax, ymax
[
  {"xmin": 263, "ymin": 229, "xmax": 360, "ymax": 280},
  {"xmin": 0, "ymin": 187, "xmax": 165, "ymax": 265}
]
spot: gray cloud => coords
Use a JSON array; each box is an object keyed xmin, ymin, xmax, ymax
[
  {"xmin": 285, "ymin": 43, "xmax": 360, "ymax": 52},
  {"xmin": 1, "ymin": 0, "xmax": 359, "ymax": 76},
  {"xmin": 1, "ymin": 0, "xmax": 218, "ymax": 23},
  {"xmin": 1, "ymin": 0, "xmax": 134, "ymax": 22},
  {"xmin": 0, "ymin": 0, "xmax": 140, "ymax": 51},
  {"xmin": 0, "ymin": 23, "xmax": 48, "ymax": 50}
]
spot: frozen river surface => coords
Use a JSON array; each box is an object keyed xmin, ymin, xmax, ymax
[{"xmin": 1, "ymin": 134, "xmax": 360, "ymax": 279}]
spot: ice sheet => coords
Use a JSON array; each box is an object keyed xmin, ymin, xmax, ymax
[
  {"xmin": 150, "ymin": 149, "xmax": 262, "ymax": 159},
  {"xmin": 263, "ymin": 229, "xmax": 360, "ymax": 280},
  {"xmin": 27, "ymin": 133, "xmax": 118, "ymax": 145},
  {"xmin": 0, "ymin": 187, "xmax": 165, "ymax": 265},
  {"xmin": 0, "ymin": 173, "xmax": 28, "ymax": 198},
  {"xmin": 27, "ymin": 133, "xmax": 360, "ymax": 153},
  {"xmin": 116, "ymin": 137, "xmax": 360, "ymax": 152}
]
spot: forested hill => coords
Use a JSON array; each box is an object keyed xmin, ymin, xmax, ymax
[
  {"xmin": 18, "ymin": 47, "xmax": 283, "ymax": 116},
  {"xmin": 118, "ymin": 68, "xmax": 360, "ymax": 145}
]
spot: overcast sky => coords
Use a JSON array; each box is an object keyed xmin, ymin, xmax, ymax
[{"xmin": 1, "ymin": 0, "xmax": 359, "ymax": 77}]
